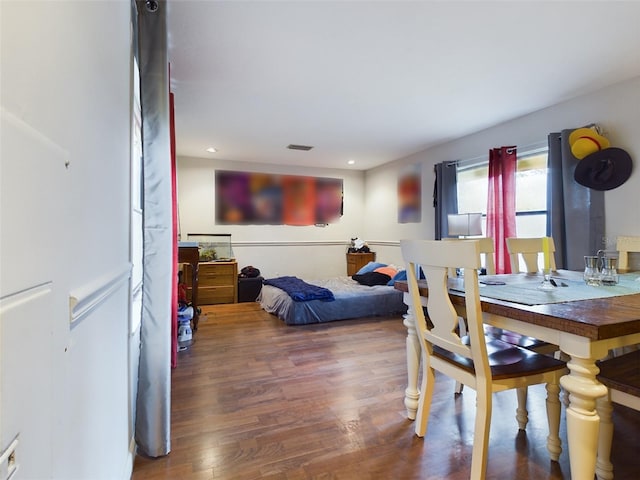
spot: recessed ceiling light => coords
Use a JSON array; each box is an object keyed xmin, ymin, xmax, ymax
[
  {"xmin": 205, "ymin": 147, "xmax": 217, "ymax": 153},
  {"xmin": 347, "ymin": 159, "xmax": 356, "ymax": 165}
]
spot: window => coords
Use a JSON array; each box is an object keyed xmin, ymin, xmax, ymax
[
  {"xmin": 456, "ymin": 149, "xmax": 549, "ymax": 238},
  {"xmin": 513, "ymin": 151, "xmax": 548, "ymax": 237}
]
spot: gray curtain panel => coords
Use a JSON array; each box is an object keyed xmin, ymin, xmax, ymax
[
  {"xmin": 547, "ymin": 130, "xmax": 605, "ymax": 270},
  {"xmin": 135, "ymin": 0, "xmax": 173, "ymax": 458},
  {"xmin": 433, "ymin": 162, "xmax": 458, "ymax": 239}
]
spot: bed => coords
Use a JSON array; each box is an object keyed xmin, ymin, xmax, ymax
[{"xmin": 258, "ymin": 275, "xmax": 407, "ymax": 325}]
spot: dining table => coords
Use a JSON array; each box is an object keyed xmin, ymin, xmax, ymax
[{"xmin": 394, "ymin": 270, "xmax": 640, "ymax": 480}]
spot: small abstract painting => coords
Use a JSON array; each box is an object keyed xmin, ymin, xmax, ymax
[{"xmin": 398, "ymin": 163, "xmax": 421, "ymax": 223}]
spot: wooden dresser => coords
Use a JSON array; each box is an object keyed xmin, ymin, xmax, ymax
[
  {"xmin": 183, "ymin": 260, "xmax": 238, "ymax": 305},
  {"xmin": 346, "ymin": 252, "xmax": 376, "ymax": 276}
]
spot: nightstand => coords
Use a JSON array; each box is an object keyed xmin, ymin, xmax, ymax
[{"xmin": 346, "ymin": 252, "xmax": 376, "ymax": 276}]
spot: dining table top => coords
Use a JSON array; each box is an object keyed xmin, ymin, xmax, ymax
[{"xmin": 393, "ymin": 270, "xmax": 640, "ymax": 342}]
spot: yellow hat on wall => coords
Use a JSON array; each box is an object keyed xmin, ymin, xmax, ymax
[{"xmin": 569, "ymin": 127, "xmax": 610, "ymax": 160}]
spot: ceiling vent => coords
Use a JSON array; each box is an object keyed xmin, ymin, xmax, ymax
[{"xmin": 287, "ymin": 144, "xmax": 314, "ymax": 151}]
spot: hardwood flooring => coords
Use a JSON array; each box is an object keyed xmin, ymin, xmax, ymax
[{"xmin": 132, "ymin": 303, "xmax": 640, "ymax": 479}]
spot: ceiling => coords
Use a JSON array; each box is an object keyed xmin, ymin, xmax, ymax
[{"xmin": 167, "ymin": 1, "xmax": 640, "ymax": 171}]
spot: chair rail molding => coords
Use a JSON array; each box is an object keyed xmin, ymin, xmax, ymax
[
  {"xmin": 69, "ymin": 263, "xmax": 132, "ymax": 328},
  {"xmin": 368, "ymin": 240, "xmax": 401, "ymax": 247},
  {"xmin": 233, "ymin": 240, "xmax": 349, "ymax": 248},
  {"xmin": 232, "ymin": 240, "xmax": 401, "ymax": 248}
]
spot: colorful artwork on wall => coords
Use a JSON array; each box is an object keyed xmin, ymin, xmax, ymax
[
  {"xmin": 398, "ymin": 163, "xmax": 421, "ymax": 223},
  {"xmin": 215, "ymin": 170, "xmax": 343, "ymax": 225}
]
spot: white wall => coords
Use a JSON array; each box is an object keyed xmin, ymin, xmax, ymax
[
  {"xmin": 1, "ymin": 2, "xmax": 134, "ymax": 479},
  {"xmin": 177, "ymin": 156, "xmax": 369, "ymax": 278},
  {"xmin": 363, "ymin": 76, "xmax": 640, "ymax": 263},
  {"xmin": 178, "ymin": 78, "xmax": 640, "ymax": 275}
]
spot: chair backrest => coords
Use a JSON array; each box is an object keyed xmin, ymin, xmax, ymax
[
  {"xmin": 400, "ymin": 239, "xmax": 489, "ymax": 382},
  {"xmin": 506, "ymin": 237, "xmax": 556, "ymax": 273},
  {"xmin": 443, "ymin": 237, "xmax": 496, "ymax": 275},
  {"xmin": 616, "ymin": 236, "xmax": 640, "ymax": 271}
]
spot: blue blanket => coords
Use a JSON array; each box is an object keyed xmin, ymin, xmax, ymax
[{"xmin": 263, "ymin": 276, "xmax": 335, "ymax": 302}]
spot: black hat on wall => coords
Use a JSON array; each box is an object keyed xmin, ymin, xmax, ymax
[{"xmin": 574, "ymin": 147, "xmax": 633, "ymax": 191}]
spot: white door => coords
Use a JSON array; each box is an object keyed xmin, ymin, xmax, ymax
[{"xmin": 0, "ymin": 109, "xmax": 70, "ymax": 478}]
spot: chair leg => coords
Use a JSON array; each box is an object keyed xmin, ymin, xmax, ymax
[
  {"xmin": 516, "ymin": 387, "xmax": 528, "ymax": 430},
  {"xmin": 470, "ymin": 386, "xmax": 492, "ymax": 480},
  {"xmin": 545, "ymin": 382, "xmax": 562, "ymax": 462},
  {"xmin": 415, "ymin": 364, "xmax": 435, "ymax": 437},
  {"xmin": 454, "ymin": 316, "xmax": 466, "ymax": 395},
  {"xmin": 595, "ymin": 395, "xmax": 614, "ymax": 480}
]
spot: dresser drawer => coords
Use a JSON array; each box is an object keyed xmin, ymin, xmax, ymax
[
  {"xmin": 199, "ymin": 270, "xmax": 235, "ymax": 285},
  {"xmin": 181, "ymin": 261, "xmax": 238, "ymax": 305},
  {"xmin": 200, "ymin": 262, "xmax": 236, "ymax": 277},
  {"xmin": 198, "ymin": 285, "xmax": 236, "ymax": 304},
  {"xmin": 182, "ymin": 263, "xmax": 237, "ymax": 284}
]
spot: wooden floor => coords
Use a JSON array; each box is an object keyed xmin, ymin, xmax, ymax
[{"xmin": 132, "ymin": 303, "xmax": 640, "ymax": 479}]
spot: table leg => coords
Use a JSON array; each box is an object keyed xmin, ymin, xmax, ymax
[
  {"xmin": 403, "ymin": 297, "xmax": 420, "ymax": 420},
  {"xmin": 595, "ymin": 395, "xmax": 614, "ymax": 480},
  {"xmin": 559, "ymin": 355, "xmax": 608, "ymax": 480}
]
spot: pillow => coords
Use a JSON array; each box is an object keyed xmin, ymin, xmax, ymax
[
  {"xmin": 352, "ymin": 271, "xmax": 392, "ymax": 286},
  {"xmin": 355, "ymin": 261, "xmax": 387, "ymax": 275},
  {"xmin": 374, "ymin": 266, "xmax": 398, "ymax": 278},
  {"xmin": 387, "ymin": 269, "xmax": 407, "ymax": 286}
]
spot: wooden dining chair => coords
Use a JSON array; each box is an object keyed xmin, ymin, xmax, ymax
[
  {"xmin": 608, "ymin": 235, "xmax": 640, "ymax": 357},
  {"xmin": 445, "ymin": 237, "xmax": 553, "ymax": 398},
  {"xmin": 595, "ymin": 350, "xmax": 640, "ymax": 480},
  {"xmin": 506, "ymin": 236, "xmax": 556, "ymax": 273},
  {"xmin": 505, "ymin": 236, "xmax": 564, "ymax": 366},
  {"xmin": 616, "ymin": 235, "xmax": 640, "ymax": 271},
  {"xmin": 443, "ymin": 237, "xmax": 496, "ymax": 275},
  {"xmin": 400, "ymin": 239, "xmax": 566, "ymax": 479},
  {"xmin": 444, "ymin": 237, "xmax": 496, "ymax": 394},
  {"xmin": 462, "ymin": 238, "xmax": 553, "ymax": 349}
]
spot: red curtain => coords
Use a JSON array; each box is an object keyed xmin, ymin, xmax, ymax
[
  {"xmin": 170, "ymin": 91, "xmax": 178, "ymax": 368},
  {"xmin": 486, "ymin": 146, "xmax": 517, "ymax": 273}
]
